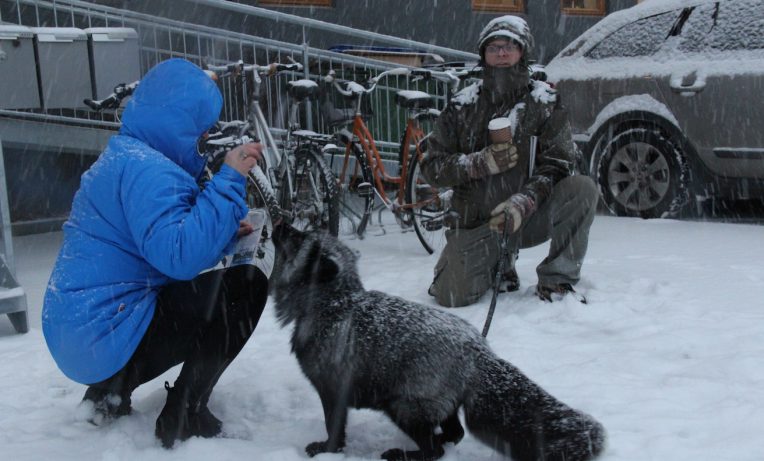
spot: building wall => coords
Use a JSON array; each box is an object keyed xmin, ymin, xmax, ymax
[{"xmin": 93, "ymin": 0, "xmax": 638, "ymax": 63}]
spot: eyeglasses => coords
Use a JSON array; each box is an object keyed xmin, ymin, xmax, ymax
[{"xmin": 485, "ymin": 43, "xmax": 521, "ymax": 54}]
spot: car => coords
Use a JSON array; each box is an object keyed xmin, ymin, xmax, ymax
[{"xmin": 545, "ymin": 0, "xmax": 764, "ymax": 218}]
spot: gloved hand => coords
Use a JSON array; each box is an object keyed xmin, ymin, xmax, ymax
[
  {"xmin": 488, "ymin": 193, "xmax": 536, "ymax": 233},
  {"xmin": 464, "ymin": 142, "xmax": 519, "ymax": 179}
]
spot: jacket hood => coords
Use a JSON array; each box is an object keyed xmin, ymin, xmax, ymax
[
  {"xmin": 478, "ymin": 15, "xmax": 534, "ymax": 65},
  {"xmin": 120, "ymin": 58, "xmax": 222, "ymax": 179}
]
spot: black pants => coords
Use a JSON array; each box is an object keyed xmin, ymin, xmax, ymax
[{"xmin": 88, "ymin": 265, "xmax": 268, "ymax": 407}]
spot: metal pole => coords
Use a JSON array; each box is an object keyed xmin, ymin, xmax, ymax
[
  {"xmin": 302, "ymin": 39, "xmax": 313, "ymax": 131},
  {"xmin": 0, "ymin": 138, "xmax": 16, "ymax": 274},
  {"xmin": 529, "ymin": 135, "xmax": 538, "ymax": 177},
  {"xmin": 185, "ymin": 0, "xmax": 479, "ymax": 61}
]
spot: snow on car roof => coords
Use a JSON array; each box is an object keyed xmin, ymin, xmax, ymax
[
  {"xmin": 552, "ymin": 0, "xmax": 718, "ymax": 59},
  {"xmin": 545, "ymin": 0, "xmax": 764, "ymax": 82}
]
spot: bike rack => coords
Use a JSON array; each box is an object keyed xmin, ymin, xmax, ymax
[
  {"xmin": 0, "ymin": 0, "xmax": 477, "ymax": 242},
  {"xmin": 2, "ymin": 0, "xmax": 472, "ymax": 153},
  {"xmin": 0, "ymin": 137, "xmax": 28, "ymax": 334}
]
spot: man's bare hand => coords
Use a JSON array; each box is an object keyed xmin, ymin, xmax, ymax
[
  {"xmin": 236, "ymin": 220, "xmax": 254, "ymax": 238},
  {"xmin": 224, "ymin": 143, "xmax": 263, "ymax": 176}
]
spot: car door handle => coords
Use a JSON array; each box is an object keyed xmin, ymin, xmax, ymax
[
  {"xmin": 670, "ymin": 78, "xmax": 706, "ymax": 94},
  {"xmin": 671, "ymin": 82, "xmax": 706, "ymax": 93}
]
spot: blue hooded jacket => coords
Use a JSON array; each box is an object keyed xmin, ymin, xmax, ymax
[{"xmin": 42, "ymin": 59, "xmax": 249, "ymax": 384}]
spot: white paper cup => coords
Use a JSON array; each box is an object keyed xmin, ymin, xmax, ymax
[{"xmin": 488, "ymin": 117, "xmax": 512, "ymax": 143}]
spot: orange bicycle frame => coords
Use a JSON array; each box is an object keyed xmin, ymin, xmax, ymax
[{"xmin": 339, "ymin": 111, "xmax": 426, "ymax": 210}]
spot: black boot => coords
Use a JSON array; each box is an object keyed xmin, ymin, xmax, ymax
[
  {"xmin": 82, "ymin": 386, "xmax": 132, "ymax": 426},
  {"xmin": 536, "ymin": 282, "xmax": 587, "ymax": 304},
  {"xmin": 155, "ymin": 382, "xmax": 223, "ymax": 448},
  {"xmin": 188, "ymin": 404, "xmax": 223, "ymax": 438},
  {"xmin": 503, "ymin": 267, "xmax": 520, "ymax": 292},
  {"xmin": 155, "ymin": 382, "xmax": 192, "ymax": 448}
]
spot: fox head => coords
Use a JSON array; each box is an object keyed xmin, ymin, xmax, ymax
[{"xmin": 272, "ymin": 224, "xmax": 362, "ymax": 325}]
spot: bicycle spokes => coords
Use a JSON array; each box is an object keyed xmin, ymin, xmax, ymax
[{"xmin": 280, "ymin": 148, "xmax": 339, "ymax": 236}]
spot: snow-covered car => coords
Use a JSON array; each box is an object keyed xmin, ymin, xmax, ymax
[{"xmin": 545, "ymin": 0, "xmax": 764, "ymax": 218}]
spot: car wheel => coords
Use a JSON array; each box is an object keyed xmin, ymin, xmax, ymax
[{"xmin": 597, "ymin": 127, "xmax": 685, "ymax": 219}]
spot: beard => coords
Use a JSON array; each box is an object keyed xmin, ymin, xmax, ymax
[{"xmin": 482, "ymin": 64, "xmax": 529, "ymax": 104}]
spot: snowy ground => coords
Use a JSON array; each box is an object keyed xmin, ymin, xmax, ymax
[{"xmin": 2, "ymin": 213, "xmax": 763, "ymax": 461}]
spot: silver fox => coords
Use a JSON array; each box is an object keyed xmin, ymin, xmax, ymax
[{"xmin": 272, "ymin": 224, "xmax": 605, "ymax": 461}]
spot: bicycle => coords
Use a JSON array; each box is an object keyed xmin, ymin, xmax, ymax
[
  {"xmin": 203, "ymin": 60, "xmax": 339, "ymax": 236},
  {"xmin": 324, "ymin": 65, "xmax": 477, "ymax": 254}
]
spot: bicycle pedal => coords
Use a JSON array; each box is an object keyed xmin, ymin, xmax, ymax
[{"xmin": 356, "ymin": 182, "xmax": 374, "ymax": 198}]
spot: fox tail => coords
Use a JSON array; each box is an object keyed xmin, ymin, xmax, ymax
[{"xmin": 464, "ymin": 352, "xmax": 606, "ymax": 461}]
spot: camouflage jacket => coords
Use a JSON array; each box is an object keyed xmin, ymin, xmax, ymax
[{"xmin": 422, "ymin": 78, "xmax": 577, "ymax": 229}]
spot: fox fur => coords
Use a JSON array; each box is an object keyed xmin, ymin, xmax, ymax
[{"xmin": 272, "ymin": 224, "xmax": 605, "ymax": 461}]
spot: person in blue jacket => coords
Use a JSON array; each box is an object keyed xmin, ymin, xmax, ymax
[{"xmin": 42, "ymin": 58, "xmax": 267, "ymax": 448}]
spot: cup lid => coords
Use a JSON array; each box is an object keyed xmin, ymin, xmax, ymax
[{"xmin": 488, "ymin": 117, "xmax": 511, "ymax": 130}]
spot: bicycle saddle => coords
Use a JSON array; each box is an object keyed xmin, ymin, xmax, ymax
[
  {"xmin": 287, "ymin": 79, "xmax": 319, "ymax": 102},
  {"xmin": 415, "ymin": 108, "xmax": 441, "ymax": 123},
  {"xmin": 395, "ymin": 90, "xmax": 435, "ymax": 110},
  {"xmin": 292, "ymin": 129, "xmax": 333, "ymax": 143}
]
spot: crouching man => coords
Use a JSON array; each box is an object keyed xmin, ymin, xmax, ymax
[{"xmin": 422, "ymin": 16, "xmax": 598, "ymax": 307}]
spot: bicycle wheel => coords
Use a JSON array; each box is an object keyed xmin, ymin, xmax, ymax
[
  {"xmin": 405, "ymin": 146, "xmax": 449, "ymax": 255},
  {"xmin": 246, "ymin": 157, "xmax": 278, "ymax": 212},
  {"xmin": 335, "ymin": 142, "xmax": 374, "ymax": 238},
  {"xmin": 279, "ymin": 145, "xmax": 339, "ymax": 236}
]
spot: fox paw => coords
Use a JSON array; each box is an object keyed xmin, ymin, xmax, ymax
[
  {"xmin": 381, "ymin": 447, "xmax": 443, "ymax": 461},
  {"xmin": 306, "ymin": 441, "xmax": 342, "ymax": 457},
  {"xmin": 381, "ymin": 448, "xmax": 406, "ymax": 461}
]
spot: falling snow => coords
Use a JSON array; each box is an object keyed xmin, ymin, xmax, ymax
[{"xmin": 2, "ymin": 213, "xmax": 764, "ymax": 460}]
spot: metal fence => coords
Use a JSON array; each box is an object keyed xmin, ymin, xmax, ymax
[{"xmin": 0, "ymin": 0, "xmax": 479, "ymax": 155}]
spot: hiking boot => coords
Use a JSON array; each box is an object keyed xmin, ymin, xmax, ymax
[
  {"xmin": 156, "ymin": 382, "xmax": 190, "ymax": 449},
  {"xmin": 188, "ymin": 405, "xmax": 223, "ymax": 438},
  {"xmin": 82, "ymin": 386, "xmax": 132, "ymax": 426},
  {"xmin": 536, "ymin": 283, "xmax": 587, "ymax": 304},
  {"xmin": 155, "ymin": 382, "xmax": 223, "ymax": 449},
  {"xmin": 502, "ymin": 268, "xmax": 520, "ymax": 293}
]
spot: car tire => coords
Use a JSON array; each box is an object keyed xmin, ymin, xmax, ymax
[{"xmin": 597, "ymin": 127, "xmax": 685, "ymax": 219}]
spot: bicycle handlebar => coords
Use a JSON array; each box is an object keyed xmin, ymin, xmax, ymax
[
  {"xmin": 83, "ymin": 81, "xmax": 139, "ymax": 111},
  {"xmin": 201, "ymin": 129, "xmax": 261, "ymax": 160},
  {"xmin": 325, "ymin": 65, "xmax": 481, "ymax": 98},
  {"xmin": 205, "ymin": 59, "xmax": 303, "ymax": 79},
  {"xmin": 408, "ymin": 67, "xmax": 482, "ymax": 84},
  {"xmin": 322, "ymin": 70, "xmax": 366, "ymax": 98},
  {"xmin": 199, "ymin": 132, "xmax": 290, "ymax": 224}
]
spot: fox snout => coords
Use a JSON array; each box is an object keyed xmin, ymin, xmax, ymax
[{"xmin": 272, "ymin": 223, "xmax": 305, "ymax": 254}]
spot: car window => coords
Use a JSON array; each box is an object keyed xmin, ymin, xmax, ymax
[
  {"xmin": 585, "ymin": 10, "xmax": 682, "ymax": 59},
  {"xmin": 679, "ymin": 0, "xmax": 764, "ymax": 52}
]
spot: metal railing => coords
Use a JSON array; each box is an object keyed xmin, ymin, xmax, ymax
[{"xmin": 0, "ymin": 0, "xmax": 479, "ymax": 155}]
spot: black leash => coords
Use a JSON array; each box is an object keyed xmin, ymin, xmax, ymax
[{"xmin": 482, "ymin": 210, "xmax": 511, "ymax": 337}]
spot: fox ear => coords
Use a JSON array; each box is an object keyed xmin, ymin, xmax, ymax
[
  {"xmin": 301, "ymin": 240, "xmax": 339, "ymax": 284},
  {"xmin": 316, "ymin": 252, "xmax": 339, "ymax": 283}
]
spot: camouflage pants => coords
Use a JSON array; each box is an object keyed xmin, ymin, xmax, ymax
[{"xmin": 428, "ymin": 175, "xmax": 598, "ymax": 307}]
